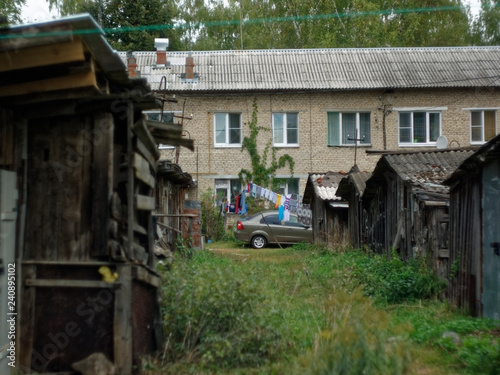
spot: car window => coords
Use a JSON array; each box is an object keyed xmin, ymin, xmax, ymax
[
  {"xmin": 260, "ymin": 214, "xmax": 281, "ymax": 225},
  {"xmin": 284, "ymin": 220, "xmax": 305, "ymax": 228}
]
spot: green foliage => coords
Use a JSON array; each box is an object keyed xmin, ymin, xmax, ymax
[
  {"xmin": 351, "ymin": 250, "xmax": 446, "ymax": 304},
  {"xmin": 239, "ymin": 98, "xmax": 294, "ymax": 188},
  {"xmin": 1, "ymin": 0, "xmax": 25, "ymax": 24},
  {"xmin": 72, "ymin": 0, "xmax": 181, "ymax": 51},
  {"xmin": 470, "ymin": 1, "xmax": 500, "ymax": 45},
  {"xmin": 174, "ymin": 236, "xmax": 193, "ymax": 258},
  {"xmin": 179, "ymin": 0, "xmax": 472, "ymax": 50},
  {"xmin": 159, "ymin": 250, "xmax": 286, "ymax": 370},
  {"xmin": 200, "ymin": 189, "xmax": 225, "ymax": 242},
  {"xmin": 295, "ymin": 288, "xmax": 410, "ymax": 375}
]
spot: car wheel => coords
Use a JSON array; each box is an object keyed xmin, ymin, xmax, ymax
[{"xmin": 251, "ymin": 235, "xmax": 267, "ymax": 249}]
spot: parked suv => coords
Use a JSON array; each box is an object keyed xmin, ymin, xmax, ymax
[{"xmin": 234, "ymin": 211, "xmax": 312, "ymax": 249}]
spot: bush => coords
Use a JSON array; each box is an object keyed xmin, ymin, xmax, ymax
[
  {"xmin": 200, "ymin": 189, "xmax": 225, "ymax": 242},
  {"xmin": 159, "ymin": 251, "xmax": 286, "ymax": 370},
  {"xmin": 352, "ymin": 250, "xmax": 445, "ymax": 304}
]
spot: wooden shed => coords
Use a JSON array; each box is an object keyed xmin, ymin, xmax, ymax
[
  {"xmin": 303, "ymin": 172, "xmax": 349, "ymax": 248},
  {"xmin": 362, "ymin": 150, "xmax": 474, "ymax": 280},
  {"xmin": 336, "ymin": 165, "xmax": 372, "ymax": 250},
  {"xmin": 154, "ymin": 159, "xmax": 202, "ymax": 251},
  {"xmin": 0, "ymin": 14, "xmax": 192, "ymax": 374},
  {"xmin": 445, "ymin": 135, "xmax": 500, "ymax": 318}
]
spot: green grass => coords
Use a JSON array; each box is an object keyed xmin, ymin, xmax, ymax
[{"xmin": 144, "ymin": 243, "xmax": 500, "ymax": 375}]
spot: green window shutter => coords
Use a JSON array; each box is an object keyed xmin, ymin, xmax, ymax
[{"xmin": 327, "ymin": 112, "xmax": 340, "ymax": 146}]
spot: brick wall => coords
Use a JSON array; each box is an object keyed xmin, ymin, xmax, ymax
[{"xmin": 162, "ymin": 88, "xmax": 499, "ymax": 195}]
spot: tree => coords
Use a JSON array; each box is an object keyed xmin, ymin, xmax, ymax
[
  {"xmin": 471, "ymin": 0, "xmax": 500, "ymax": 45},
  {"xmin": 1, "ymin": 0, "xmax": 26, "ymax": 24},
  {"xmin": 43, "ymin": 0, "xmax": 181, "ymax": 51},
  {"xmin": 179, "ymin": 0, "xmax": 472, "ymax": 50}
]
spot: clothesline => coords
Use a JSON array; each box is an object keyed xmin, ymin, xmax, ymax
[{"xmin": 230, "ymin": 182, "xmax": 300, "ymax": 220}]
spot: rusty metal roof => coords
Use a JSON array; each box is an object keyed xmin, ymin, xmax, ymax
[
  {"xmin": 366, "ymin": 149, "xmax": 475, "ymax": 203},
  {"xmin": 119, "ymin": 47, "xmax": 500, "ymax": 92}
]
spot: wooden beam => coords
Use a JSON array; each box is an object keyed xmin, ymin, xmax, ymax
[
  {"xmin": 26, "ymin": 279, "xmax": 120, "ymax": 288},
  {"xmin": 153, "ymin": 213, "xmax": 198, "ymax": 218},
  {"xmin": 114, "ymin": 264, "xmax": 133, "ymax": 375},
  {"xmin": 0, "ymin": 38, "xmax": 86, "ymax": 72},
  {"xmin": 133, "ymin": 265, "xmax": 162, "ymax": 288},
  {"xmin": 133, "ymin": 152, "xmax": 155, "ymax": 188},
  {"xmin": 0, "ymin": 70, "xmax": 98, "ymax": 98},
  {"xmin": 152, "ymin": 135, "xmax": 194, "ymax": 151},
  {"xmin": 92, "ymin": 113, "xmax": 114, "ymax": 257},
  {"xmin": 136, "ymin": 139, "xmax": 158, "ymax": 172},
  {"xmin": 135, "ymin": 194, "xmax": 155, "ymax": 211},
  {"xmin": 126, "ymin": 103, "xmax": 134, "ymax": 260},
  {"xmin": 22, "ymin": 260, "xmax": 115, "ymax": 266},
  {"xmin": 19, "ymin": 265, "xmax": 36, "ymax": 371},
  {"xmin": 147, "ymin": 119, "xmax": 183, "ymax": 133},
  {"xmin": 132, "ymin": 117, "xmax": 160, "ymax": 159}
]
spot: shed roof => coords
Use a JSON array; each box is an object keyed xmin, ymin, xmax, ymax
[
  {"xmin": 365, "ymin": 149, "xmax": 475, "ymax": 204},
  {"xmin": 445, "ymin": 134, "xmax": 500, "ymax": 187},
  {"xmin": 120, "ymin": 47, "xmax": 500, "ymax": 93},
  {"xmin": 336, "ymin": 166, "xmax": 372, "ymax": 200},
  {"xmin": 304, "ymin": 171, "xmax": 347, "ymax": 202}
]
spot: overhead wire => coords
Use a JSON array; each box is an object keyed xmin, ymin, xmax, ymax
[{"xmin": 0, "ymin": 4, "xmax": 488, "ymax": 40}]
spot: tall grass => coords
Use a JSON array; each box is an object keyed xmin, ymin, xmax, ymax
[
  {"xmin": 148, "ymin": 243, "xmax": 499, "ymax": 374},
  {"xmin": 158, "ymin": 250, "xmax": 288, "ymax": 372}
]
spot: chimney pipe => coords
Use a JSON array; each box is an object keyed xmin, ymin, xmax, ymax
[
  {"xmin": 154, "ymin": 38, "xmax": 169, "ymax": 67},
  {"xmin": 126, "ymin": 51, "xmax": 138, "ymax": 78},
  {"xmin": 185, "ymin": 51, "xmax": 194, "ymax": 79}
]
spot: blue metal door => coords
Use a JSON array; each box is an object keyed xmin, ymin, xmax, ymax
[{"xmin": 482, "ymin": 158, "xmax": 500, "ymax": 320}]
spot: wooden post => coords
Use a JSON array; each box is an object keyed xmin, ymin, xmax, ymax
[
  {"xmin": 19, "ymin": 265, "xmax": 36, "ymax": 372},
  {"xmin": 113, "ymin": 263, "xmax": 133, "ymax": 374},
  {"xmin": 127, "ymin": 103, "xmax": 134, "ymax": 259}
]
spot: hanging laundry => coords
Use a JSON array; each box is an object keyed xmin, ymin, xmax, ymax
[{"xmin": 278, "ymin": 205, "xmax": 284, "ymax": 220}]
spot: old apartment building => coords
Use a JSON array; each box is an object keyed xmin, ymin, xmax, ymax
[{"xmin": 122, "ymin": 46, "xmax": 500, "ymax": 203}]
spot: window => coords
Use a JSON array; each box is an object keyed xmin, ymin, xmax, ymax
[
  {"xmin": 471, "ymin": 110, "xmax": 496, "ymax": 144},
  {"xmin": 260, "ymin": 215, "xmax": 281, "ymax": 225},
  {"xmin": 273, "ymin": 113, "xmax": 298, "ymax": 146},
  {"xmin": 275, "ymin": 178, "xmax": 299, "ymax": 197},
  {"xmin": 398, "ymin": 111, "xmax": 441, "ymax": 145},
  {"xmin": 214, "ymin": 113, "xmax": 241, "ymax": 147},
  {"xmin": 327, "ymin": 112, "xmax": 371, "ymax": 146},
  {"xmin": 145, "ymin": 111, "xmax": 179, "ymax": 149}
]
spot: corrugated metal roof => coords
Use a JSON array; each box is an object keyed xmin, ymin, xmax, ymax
[
  {"xmin": 119, "ymin": 47, "xmax": 500, "ymax": 92},
  {"xmin": 445, "ymin": 133, "xmax": 500, "ymax": 186},
  {"xmin": 308, "ymin": 171, "xmax": 346, "ymax": 201},
  {"xmin": 368, "ymin": 149, "xmax": 475, "ymax": 202}
]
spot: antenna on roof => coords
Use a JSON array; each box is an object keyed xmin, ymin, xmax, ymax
[{"xmin": 436, "ymin": 135, "xmax": 448, "ymax": 149}]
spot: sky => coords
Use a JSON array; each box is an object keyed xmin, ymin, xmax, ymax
[{"xmin": 19, "ymin": 0, "xmax": 482, "ymax": 24}]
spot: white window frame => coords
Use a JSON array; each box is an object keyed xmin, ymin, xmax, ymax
[
  {"xmin": 214, "ymin": 113, "xmax": 242, "ymax": 148},
  {"xmin": 327, "ymin": 111, "xmax": 371, "ymax": 146},
  {"xmin": 272, "ymin": 112, "xmax": 299, "ymax": 147},
  {"xmin": 470, "ymin": 109, "xmax": 497, "ymax": 145},
  {"xmin": 144, "ymin": 110, "xmax": 180, "ymax": 149},
  {"xmin": 398, "ymin": 110, "xmax": 442, "ymax": 146}
]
